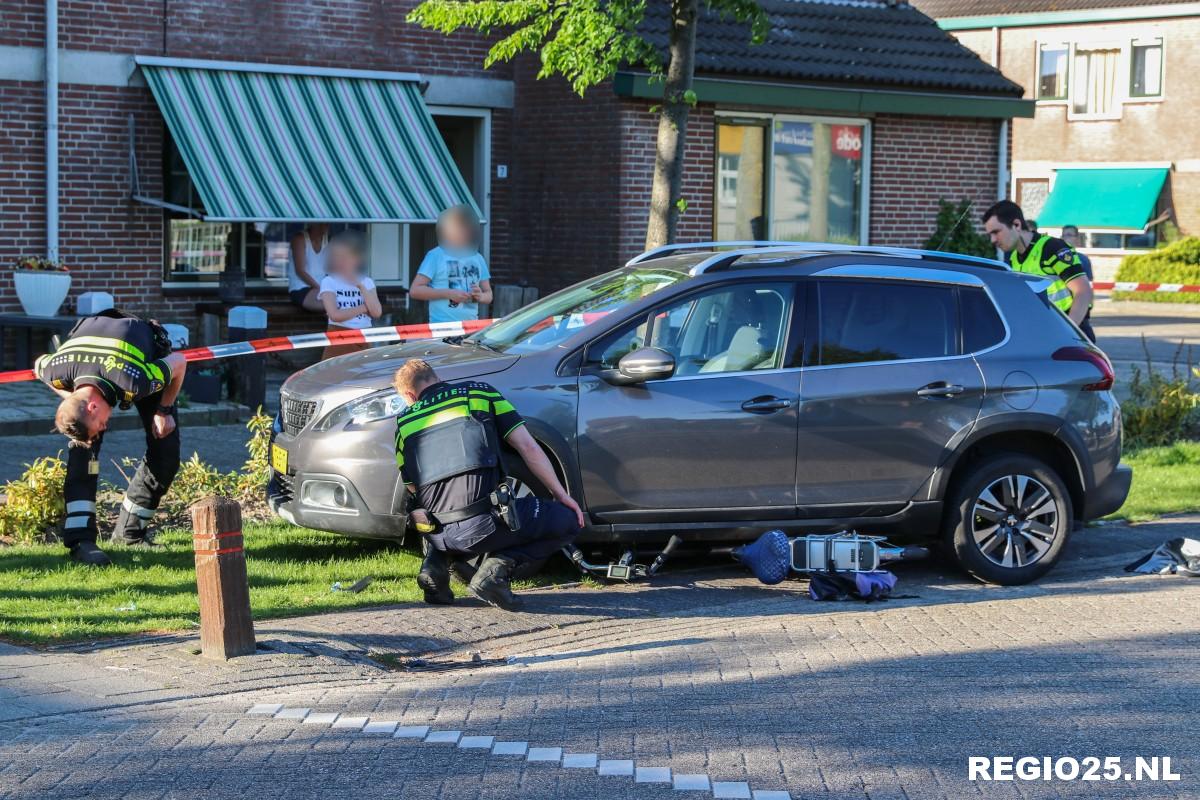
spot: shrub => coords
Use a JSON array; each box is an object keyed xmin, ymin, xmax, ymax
[
  {"xmin": 1, "ymin": 411, "xmax": 275, "ymax": 544},
  {"xmin": 923, "ymin": 198, "xmax": 994, "ymax": 259},
  {"xmin": 0, "ymin": 455, "xmax": 67, "ymax": 544},
  {"xmin": 1113, "ymin": 236, "xmax": 1200, "ymax": 304},
  {"xmin": 1122, "ymin": 342, "xmax": 1200, "ymax": 449}
]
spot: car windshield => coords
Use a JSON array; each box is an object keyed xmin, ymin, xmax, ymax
[{"xmin": 469, "ymin": 266, "xmax": 690, "ymax": 354}]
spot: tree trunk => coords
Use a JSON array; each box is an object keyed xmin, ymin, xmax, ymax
[{"xmin": 645, "ymin": 0, "xmax": 698, "ymax": 250}]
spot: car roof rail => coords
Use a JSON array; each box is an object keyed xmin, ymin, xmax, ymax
[{"xmin": 629, "ymin": 240, "xmax": 1008, "ymax": 272}]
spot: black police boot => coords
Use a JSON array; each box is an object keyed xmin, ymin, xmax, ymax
[
  {"xmin": 449, "ymin": 556, "xmax": 478, "ymax": 585},
  {"xmin": 69, "ymin": 541, "xmax": 112, "ymax": 567},
  {"xmin": 417, "ymin": 546, "xmax": 454, "ymax": 605},
  {"xmin": 468, "ymin": 555, "xmax": 523, "ymax": 611}
]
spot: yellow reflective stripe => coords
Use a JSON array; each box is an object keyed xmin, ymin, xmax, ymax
[
  {"xmin": 493, "ymin": 399, "xmax": 516, "ymax": 415},
  {"xmin": 62, "ymin": 335, "xmax": 147, "ymax": 361},
  {"xmin": 147, "ymin": 361, "xmax": 165, "ymax": 382},
  {"xmin": 397, "ymin": 405, "xmax": 469, "ymax": 439},
  {"xmin": 55, "ymin": 345, "xmax": 155, "ymax": 378},
  {"xmin": 468, "ymin": 398, "xmax": 491, "ymax": 414}
]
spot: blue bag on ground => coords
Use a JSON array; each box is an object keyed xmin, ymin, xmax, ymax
[{"xmin": 734, "ymin": 529, "xmax": 791, "ymax": 585}]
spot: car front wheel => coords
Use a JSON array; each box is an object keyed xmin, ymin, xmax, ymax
[{"xmin": 943, "ymin": 453, "xmax": 1073, "ymax": 585}]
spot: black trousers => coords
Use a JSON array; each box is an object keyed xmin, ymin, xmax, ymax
[
  {"xmin": 61, "ymin": 396, "xmax": 180, "ymax": 548},
  {"xmin": 1079, "ymin": 312, "xmax": 1096, "ymax": 343},
  {"xmin": 432, "ymin": 496, "xmax": 580, "ymax": 565}
]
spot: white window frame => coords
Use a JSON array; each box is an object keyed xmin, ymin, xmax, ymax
[
  {"xmin": 1127, "ymin": 36, "xmax": 1165, "ymax": 103},
  {"xmin": 713, "ymin": 110, "xmax": 872, "ymax": 245},
  {"xmin": 1034, "ymin": 42, "xmax": 1071, "ymax": 105},
  {"xmin": 1067, "ymin": 40, "xmax": 1127, "ymax": 121}
]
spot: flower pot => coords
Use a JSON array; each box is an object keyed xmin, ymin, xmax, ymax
[{"xmin": 14, "ymin": 270, "xmax": 71, "ymax": 317}]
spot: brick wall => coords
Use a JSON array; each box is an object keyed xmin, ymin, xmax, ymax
[
  {"xmin": 868, "ymin": 115, "xmax": 1002, "ymax": 247},
  {"xmin": 0, "ymin": 0, "xmax": 515, "ymax": 339}
]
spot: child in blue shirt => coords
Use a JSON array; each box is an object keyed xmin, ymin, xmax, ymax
[{"xmin": 410, "ymin": 205, "xmax": 492, "ymax": 324}]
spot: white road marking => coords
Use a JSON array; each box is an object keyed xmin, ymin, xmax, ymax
[{"xmin": 256, "ymin": 706, "xmax": 793, "ymax": 798}]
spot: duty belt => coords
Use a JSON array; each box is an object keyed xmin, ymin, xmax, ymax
[{"xmin": 429, "ymin": 496, "xmax": 493, "ymax": 526}]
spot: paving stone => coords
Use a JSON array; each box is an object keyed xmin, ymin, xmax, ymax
[
  {"xmin": 247, "ymin": 704, "xmax": 283, "ymax": 716},
  {"xmin": 562, "ymin": 753, "xmax": 598, "ymax": 769},
  {"xmin": 491, "ymin": 741, "xmax": 528, "ymax": 756},
  {"xmin": 458, "ymin": 736, "xmax": 494, "ymax": 749},
  {"xmin": 751, "ymin": 793, "xmax": 791, "ymax": 800},
  {"xmin": 526, "ymin": 747, "xmax": 563, "ymax": 763},
  {"xmin": 636, "ymin": 767, "xmax": 673, "ymax": 783},
  {"xmin": 713, "ymin": 782, "xmax": 753, "ymax": 799},
  {"xmin": 598, "ymin": 759, "xmax": 635, "ymax": 777},
  {"xmin": 361, "ymin": 720, "xmax": 398, "ymax": 735},
  {"xmin": 393, "ymin": 726, "xmax": 430, "ymax": 739},
  {"xmin": 674, "ymin": 773, "xmax": 711, "ymax": 791},
  {"xmin": 330, "ymin": 716, "xmax": 367, "ymax": 729},
  {"xmin": 273, "ymin": 708, "xmax": 309, "ymax": 720},
  {"xmin": 301, "ymin": 713, "xmax": 338, "ymax": 726},
  {"xmin": 424, "ymin": 730, "xmax": 462, "ymax": 744}
]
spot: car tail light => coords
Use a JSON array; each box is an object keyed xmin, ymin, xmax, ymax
[{"xmin": 1052, "ymin": 346, "xmax": 1114, "ymax": 391}]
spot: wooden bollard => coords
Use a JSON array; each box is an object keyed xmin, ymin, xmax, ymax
[{"xmin": 191, "ymin": 497, "xmax": 256, "ymax": 659}]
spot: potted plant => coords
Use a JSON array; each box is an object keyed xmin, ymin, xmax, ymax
[{"xmin": 13, "ymin": 256, "xmax": 71, "ymax": 317}]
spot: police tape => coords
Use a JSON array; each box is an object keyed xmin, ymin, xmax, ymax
[
  {"xmin": 1093, "ymin": 281, "xmax": 1200, "ymax": 294},
  {"xmin": 0, "ymin": 318, "xmax": 496, "ymax": 385}
]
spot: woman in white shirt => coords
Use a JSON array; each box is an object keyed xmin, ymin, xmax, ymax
[
  {"xmin": 288, "ymin": 223, "xmax": 330, "ymax": 312},
  {"xmin": 319, "ymin": 230, "xmax": 382, "ymax": 360}
]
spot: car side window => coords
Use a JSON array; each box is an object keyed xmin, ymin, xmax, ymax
[
  {"xmin": 589, "ymin": 282, "xmax": 794, "ymax": 375},
  {"xmin": 816, "ymin": 280, "xmax": 958, "ymax": 366},
  {"xmin": 961, "ymin": 287, "xmax": 1006, "ymax": 353}
]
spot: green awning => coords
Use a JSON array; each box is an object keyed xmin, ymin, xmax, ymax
[
  {"xmin": 1037, "ymin": 168, "xmax": 1168, "ymax": 232},
  {"xmin": 136, "ymin": 57, "xmax": 479, "ymax": 223}
]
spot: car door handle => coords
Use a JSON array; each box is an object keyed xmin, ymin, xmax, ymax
[
  {"xmin": 916, "ymin": 382, "xmax": 965, "ymax": 398},
  {"xmin": 741, "ymin": 396, "xmax": 793, "ymax": 413}
]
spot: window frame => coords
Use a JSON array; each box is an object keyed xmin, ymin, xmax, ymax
[
  {"xmin": 1067, "ymin": 40, "xmax": 1127, "ymax": 121},
  {"xmin": 712, "ymin": 112, "xmax": 871, "ymax": 246},
  {"xmin": 803, "ymin": 277, "xmax": 1007, "ymax": 369},
  {"xmin": 1128, "ymin": 36, "xmax": 1165, "ymax": 101},
  {"xmin": 583, "ymin": 278, "xmax": 806, "ymax": 379},
  {"xmin": 1035, "ymin": 42, "xmax": 1071, "ymax": 103}
]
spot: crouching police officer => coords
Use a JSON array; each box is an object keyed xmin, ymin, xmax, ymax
[
  {"xmin": 34, "ymin": 310, "xmax": 186, "ymax": 566},
  {"xmin": 392, "ymin": 358, "xmax": 584, "ymax": 610}
]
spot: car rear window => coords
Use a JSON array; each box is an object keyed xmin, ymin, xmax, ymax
[
  {"xmin": 961, "ymin": 287, "xmax": 1006, "ymax": 353},
  {"xmin": 815, "ymin": 280, "xmax": 958, "ymax": 365}
]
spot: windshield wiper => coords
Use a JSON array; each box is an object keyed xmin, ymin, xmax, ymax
[{"xmin": 465, "ymin": 338, "xmax": 504, "ymax": 354}]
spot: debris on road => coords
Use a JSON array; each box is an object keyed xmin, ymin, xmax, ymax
[
  {"xmin": 331, "ymin": 577, "xmax": 373, "ymax": 593},
  {"xmin": 1125, "ymin": 537, "xmax": 1200, "ymax": 576}
]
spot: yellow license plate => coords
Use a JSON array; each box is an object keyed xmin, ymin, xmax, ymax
[{"xmin": 270, "ymin": 442, "xmax": 288, "ymax": 474}]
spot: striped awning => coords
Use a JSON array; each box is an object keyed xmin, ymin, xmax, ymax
[{"xmin": 136, "ymin": 57, "xmax": 479, "ymax": 223}]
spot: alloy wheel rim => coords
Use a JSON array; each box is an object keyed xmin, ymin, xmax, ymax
[{"xmin": 971, "ymin": 474, "xmax": 1060, "ymax": 569}]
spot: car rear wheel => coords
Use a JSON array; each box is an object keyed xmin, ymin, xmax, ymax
[{"xmin": 943, "ymin": 453, "xmax": 1072, "ymax": 585}]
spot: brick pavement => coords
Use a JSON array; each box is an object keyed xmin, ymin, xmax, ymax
[{"xmin": 0, "ymin": 517, "xmax": 1197, "ymax": 799}]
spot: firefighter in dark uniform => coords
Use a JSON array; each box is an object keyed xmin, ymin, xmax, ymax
[
  {"xmin": 34, "ymin": 311, "xmax": 187, "ymax": 566},
  {"xmin": 392, "ymin": 358, "xmax": 584, "ymax": 610},
  {"xmin": 983, "ymin": 200, "xmax": 1096, "ymax": 341}
]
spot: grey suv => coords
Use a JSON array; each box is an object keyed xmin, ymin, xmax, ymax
[{"xmin": 267, "ymin": 242, "xmax": 1131, "ymax": 585}]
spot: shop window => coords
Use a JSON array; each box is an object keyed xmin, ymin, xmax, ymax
[
  {"xmin": 713, "ymin": 116, "xmax": 866, "ymax": 245},
  {"xmin": 1130, "ymin": 38, "xmax": 1163, "ymax": 98},
  {"xmin": 1084, "ymin": 230, "xmax": 1157, "ymax": 250},
  {"xmin": 1037, "ymin": 45, "xmax": 1069, "ymax": 100},
  {"xmin": 1071, "ymin": 46, "xmax": 1122, "ymax": 117}
]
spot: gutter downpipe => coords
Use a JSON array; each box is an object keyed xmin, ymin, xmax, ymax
[
  {"xmin": 997, "ymin": 118, "xmax": 1009, "ymax": 200},
  {"xmin": 45, "ymin": 0, "xmax": 59, "ymax": 261}
]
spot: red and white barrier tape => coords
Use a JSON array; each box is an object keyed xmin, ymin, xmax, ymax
[
  {"xmin": 0, "ymin": 318, "xmax": 495, "ymax": 385},
  {"xmin": 1093, "ymin": 281, "xmax": 1200, "ymax": 294}
]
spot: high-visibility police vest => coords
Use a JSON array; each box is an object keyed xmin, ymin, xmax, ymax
[
  {"xmin": 1009, "ymin": 234, "xmax": 1084, "ymax": 313},
  {"xmin": 394, "ymin": 382, "xmax": 511, "ymax": 487}
]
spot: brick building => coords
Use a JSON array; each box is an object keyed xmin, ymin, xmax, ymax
[
  {"xmin": 1, "ymin": 0, "xmax": 1028, "ymax": 345},
  {"xmin": 913, "ymin": 0, "xmax": 1200, "ymax": 278}
]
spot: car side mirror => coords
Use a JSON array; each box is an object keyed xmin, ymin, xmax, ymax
[{"xmin": 605, "ymin": 347, "xmax": 676, "ymax": 385}]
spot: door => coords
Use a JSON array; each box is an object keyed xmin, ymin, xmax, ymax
[
  {"xmin": 796, "ymin": 278, "xmax": 985, "ymax": 512},
  {"xmin": 577, "ymin": 281, "xmax": 801, "ymax": 520}
]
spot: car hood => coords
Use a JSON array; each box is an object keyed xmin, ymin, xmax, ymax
[{"xmin": 284, "ymin": 340, "xmax": 519, "ymax": 395}]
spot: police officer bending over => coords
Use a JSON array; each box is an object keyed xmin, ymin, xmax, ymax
[
  {"xmin": 35, "ymin": 310, "xmax": 186, "ymax": 567},
  {"xmin": 392, "ymin": 359, "xmax": 583, "ymax": 610}
]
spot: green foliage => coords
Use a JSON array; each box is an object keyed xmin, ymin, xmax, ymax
[
  {"xmin": 1113, "ymin": 441, "xmax": 1200, "ymax": 521},
  {"xmin": 1122, "ymin": 343, "xmax": 1200, "ymax": 449},
  {"xmin": 923, "ymin": 198, "xmax": 994, "ymax": 259},
  {"xmin": 0, "ymin": 455, "xmax": 67, "ymax": 545},
  {"xmin": 1113, "ymin": 236, "xmax": 1200, "ymax": 304},
  {"xmin": 407, "ymin": 0, "xmax": 767, "ymax": 95},
  {"xmin": 0, "ymin": 411, "xmax": 275, "ymax": 543}
]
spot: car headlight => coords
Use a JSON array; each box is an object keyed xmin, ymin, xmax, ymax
[{"xmin": 315, "ymin": 390, "xmax": 407, "ymax": 430}]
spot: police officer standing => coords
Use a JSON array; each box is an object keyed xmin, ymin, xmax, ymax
[
  {"xmin": 983, "ymin": 200, "xmax": 1096, "ymax": 341},
  {"xmin": 392, "ymin": 358, "xmax": 583, "ymax": 610},
  {"xmin": 34, "ymin": 311, "xmax": 186, "ymax": 566}
]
